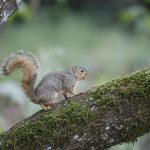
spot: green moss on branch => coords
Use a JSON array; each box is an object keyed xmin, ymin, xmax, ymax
[{"xmin": 0, "ymin": 68, "xmax": 150, "ymax": 149}]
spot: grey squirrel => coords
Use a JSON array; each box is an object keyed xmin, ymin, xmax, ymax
[{"xmin": 1, "ymin": 51, "xmax": 88, "ymax": 110}]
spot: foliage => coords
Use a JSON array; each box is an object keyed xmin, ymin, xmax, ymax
[{"xmin": 7, "ymin": 0, "xmax": 150, "ymax": 32}]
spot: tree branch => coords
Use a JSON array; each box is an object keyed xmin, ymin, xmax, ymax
[
  {"xmin": 0, "ymin": 68, "xmax": 150, "ymax": 150},
  {"xmin": 0, "ymin": 0, "xmax": 19, "ymax": 27}
]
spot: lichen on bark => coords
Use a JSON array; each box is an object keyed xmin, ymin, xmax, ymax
[
  {"xmin": 0, "ymin": 67, "xmax": 150, "ymax": 149},
  {"xmin": 0, "ymin": 0, "xmax": 18, "ymax": 26}
]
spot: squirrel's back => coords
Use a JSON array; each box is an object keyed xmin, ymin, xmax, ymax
[{"xmin": 35, "ymin": 72, "xmax": 65, "ymax": 95}]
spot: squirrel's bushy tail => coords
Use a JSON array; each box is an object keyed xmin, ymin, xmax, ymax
[{"xmin": 1, "ymin": 51, "xmax": 40, "ymax": 103}]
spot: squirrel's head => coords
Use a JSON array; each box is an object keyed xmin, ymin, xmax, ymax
[{"xmin": 72, "ymin": 65, "xmax": 88, "ymax": 80}]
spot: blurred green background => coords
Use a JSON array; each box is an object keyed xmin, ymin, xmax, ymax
[{"xmin": 0, "ymin": 0, "xmax": 150, "ymax": 149}]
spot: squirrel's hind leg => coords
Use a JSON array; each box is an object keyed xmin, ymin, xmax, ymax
[
  {"xmin": 40, "ymin": 104, "xmax": 52, "ymax": 111},
  {"xmin": 39, "ymin": 91, "xmax": 58, "ymax": 111}
]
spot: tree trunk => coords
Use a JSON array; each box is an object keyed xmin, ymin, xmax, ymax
[
  {"xmin": 0, "ymin": 68, "xmax": 150, "ymax": 150},
  {"xmin": 0, "ymin": 0, "xmax": 18, "ymax": 27}
]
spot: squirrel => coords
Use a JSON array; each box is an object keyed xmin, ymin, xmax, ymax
[{"xmin": 0, "ymin": 51, "xmax": 88, "ymax": 110}]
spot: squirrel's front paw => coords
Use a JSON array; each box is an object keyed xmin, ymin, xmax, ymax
[{"xmin": 75, "ymin": 92, "xmax": 83, "ymax": 96}]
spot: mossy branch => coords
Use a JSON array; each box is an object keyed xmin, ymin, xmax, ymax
[
  {"xmin": 0, "ymin": 0, "xmax": 18, "ymax": 27},
  {"xmin": 0, "ymin": 68, "xmax": 150, "ymax": 150}
]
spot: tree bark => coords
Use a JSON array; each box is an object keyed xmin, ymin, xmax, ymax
[
  {"xmin": 0, "ymin": 68, "xmax": 150, "ymax": 150},
  {"xmin": 0, "ymin": 0, "xmax": 18, "ymax": 27}
]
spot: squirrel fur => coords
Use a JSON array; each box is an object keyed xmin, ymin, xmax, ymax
[{"xmin": 1, "ymin": 51, "xmax": 88, "ymax": 110}]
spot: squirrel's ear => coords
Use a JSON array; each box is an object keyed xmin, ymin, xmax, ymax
[
  {"xmin": 72, "ymin": 66, "xmax": 75, "ymax": 73},
  {"xmin": 74, "ymin": 65, "xmax": 77, "ymax": 69},
  {"xmin": 72, "ymin": 65, "xmax": 77, "ymax": 73}
]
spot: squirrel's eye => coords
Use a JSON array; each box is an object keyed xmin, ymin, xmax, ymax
[{"xmin": 80, "ymin": 70, "xmax": 84, "ymax": 72}]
